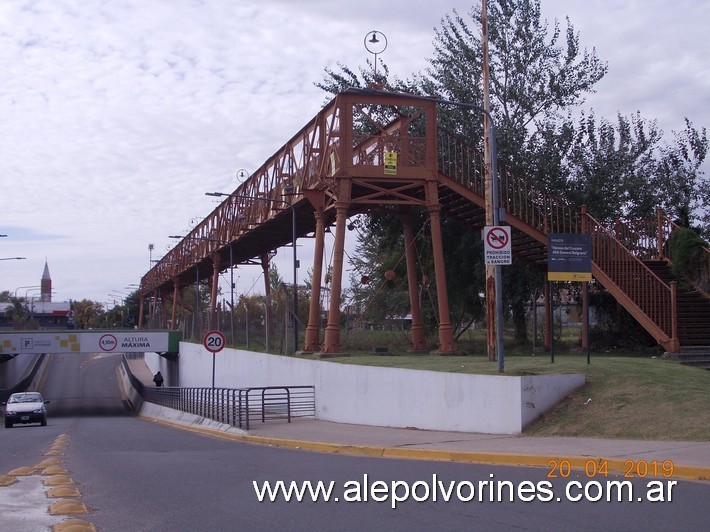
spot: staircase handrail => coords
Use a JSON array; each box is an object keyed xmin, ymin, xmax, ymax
[
  {"xmin": 659, "ymin": 210, "xmax": 710, "ymax": 296},
  {"xmin": 612, "ymin": 208, "xmax": 709, "ymax": 296},
  {"xmin": 583, "ymin": 210, "xmax": 678, "ymax": 349},
  {"xmin": 437, "ymin": 127, "xmax": 679, "ymax": 350},
  {"xmin": 436, "ymin": 128, "xmax": 583, "ymax": 235}
]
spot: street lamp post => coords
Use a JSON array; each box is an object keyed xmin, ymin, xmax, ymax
[
  {"xmin": 14, "ymin": 285, "xmax": 40, "ymax": 299},
  {"xmin": 205, "ymin": 189, "xmax": 298, "ymax": 354}
]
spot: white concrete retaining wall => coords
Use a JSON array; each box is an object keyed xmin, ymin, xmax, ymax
[{"xmin": 144, "ymin": 343, "xmax": 585, "ymax": 435}]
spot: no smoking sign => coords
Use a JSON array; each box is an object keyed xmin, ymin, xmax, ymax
[{"xmin": 483, "ymin": 225, "xmax": 512, "ymax": 265}]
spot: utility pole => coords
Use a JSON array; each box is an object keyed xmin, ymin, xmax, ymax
[{"xmin": 482, "ymin": 0, "xmax": 498, "ymax": 363}]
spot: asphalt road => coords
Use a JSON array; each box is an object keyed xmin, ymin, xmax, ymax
[{"xmin": 1, "ymin": 352, "xmax": 708, "ymax": 531}]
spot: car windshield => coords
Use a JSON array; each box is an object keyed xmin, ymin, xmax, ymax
[{"xmin": 9, "ymin": 394, "xmax": 42, "ymax": 404}]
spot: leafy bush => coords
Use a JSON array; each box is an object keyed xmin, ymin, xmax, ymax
[{"xmin": 669, "ymin": 227, "xmax": 710, "ymax": 292}]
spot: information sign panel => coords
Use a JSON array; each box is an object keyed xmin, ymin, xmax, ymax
[{"xmin": 547, "ymin": 233, "xmax": 592, "ymax": 281}]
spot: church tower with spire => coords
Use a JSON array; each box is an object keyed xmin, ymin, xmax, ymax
[{"xmin": 40, "ymin": 260, "xmax": 52, "ymax": 302}]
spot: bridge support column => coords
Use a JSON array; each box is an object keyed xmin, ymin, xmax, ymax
[
  {"xmin": 401, "ymin": 211, "xmax": 427, "ymax": 351},
  {"xmin": 171, "ymin": 279, "xmax": 179, "ymax": 330},
  {"xmin": 151, "ymin": 290, "xmax": 160, "ymax": 328},
  {"xmin": 426, "ymin": 181, "xmax": 456, "ymax": 354},
  {"xmin": 261, "ymin": 253, "xmax": 273, "ymax": 352},
  {"xmin": 209, "ymin": 253, "xmax": 221, "ymax": 330},
  {"xmin": 321, "ymin": 200, "xmax": 349, "ymax": 354},
  {"xmin": 303, "ymin": 210, "xmax": 326, "ymax": 352},
  {"xmin": 138, "ymin": 296, "xmax": 145, "ymax": 330}
]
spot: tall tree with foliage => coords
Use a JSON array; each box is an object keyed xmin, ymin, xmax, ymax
[
  {"xmin": 72, "ymin": 299, "xmax": 104, "ymax": 329},
  {"xmin": 318, "ymin": 0, "xmax": 708, "ymax": 346}
]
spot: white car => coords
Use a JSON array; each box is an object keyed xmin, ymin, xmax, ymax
[{"xmin": 3, "ymin": 392, "xmax": 49, "ymax": 428}]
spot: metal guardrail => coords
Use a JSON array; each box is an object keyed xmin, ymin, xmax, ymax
[
  {"xmin": 0, "ymin": 353, "xmax": 47, "ymax": 403},
  {"xmin": 123, "ymin": 357, "xmax": 315, "ymax": 430}
]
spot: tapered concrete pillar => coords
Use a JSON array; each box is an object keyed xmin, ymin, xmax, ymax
[
  {"xmin": 171, "ymin": 280, "xmax": 179, "ymax": 330},
  {"xmin": 401, "ymin": 211, "xmax": 427, "ymax": 351},
  {"xmin": 209, "ymin": 253, "xmax": 221, "ymax": 330},
  {"xmin": 321, "ymin": 201, "xmax": 349, "ymax": 353},
  {"xmin": 261, "ymin": 253, "xmax": 273, "ymax": 350},
  {"xmin": 304, "ymin": 210, "xmax": 326, "ymax": 352},
  {"xmin": 138, "ymin": 296, "xmax": 145, "ymax": 330},
  {"xmin": 426, "ymin": 181, "xmax": 456, "ymax": 354}
]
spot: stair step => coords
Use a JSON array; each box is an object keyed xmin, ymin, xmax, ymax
[{"xmin": 665, "ymin": 348, "xmax": 710, "ymax": 368}]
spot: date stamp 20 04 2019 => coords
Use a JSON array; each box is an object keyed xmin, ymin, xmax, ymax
[{"xmin": 546, "ymin": 459, "xmax": 675, "ymax": 479}]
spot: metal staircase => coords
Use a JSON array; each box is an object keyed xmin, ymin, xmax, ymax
[
  {"xmin": 434, "ymin": 127, "xmax": 710, "ymax": 352},
  {"xmin": 139, "ymin": 89, "xmax": 709, "ymax": 354}
]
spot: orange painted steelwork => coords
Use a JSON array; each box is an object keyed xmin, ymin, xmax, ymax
[{"xmin": 139, "ymin": 89, "xmax": 703, "ymax": 354}]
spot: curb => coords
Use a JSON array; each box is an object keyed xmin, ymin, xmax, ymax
[{"xmin": 140, "ymin": 415, "xmax": 710, "ymax": 482}]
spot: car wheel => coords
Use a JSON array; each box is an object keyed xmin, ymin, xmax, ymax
[
  {"xmin": 41, "ymin": 416, "xmax": 47, "ymax": 426},
  {"xmin": 5, "ymin": 421, "xmax": 12, "ymax": 428}
]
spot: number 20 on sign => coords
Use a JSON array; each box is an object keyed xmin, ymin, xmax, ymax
[{"xmin": 203, "ymin": 330, "xmax": 226, "ymax": 353}]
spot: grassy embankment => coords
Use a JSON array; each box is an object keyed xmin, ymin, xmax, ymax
[{"xmin": 308, "ymin": 330, "xmax": 710, "ymax": 441}]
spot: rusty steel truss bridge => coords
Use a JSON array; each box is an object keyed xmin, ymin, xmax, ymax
[{"xmin": 138, "ymin": 89, "xmax": 710, "ymax": 355}]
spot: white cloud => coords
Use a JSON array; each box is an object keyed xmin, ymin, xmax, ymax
[{"xmin": 0, "ymin": 0, "xmax": 706, "ymax": 305}]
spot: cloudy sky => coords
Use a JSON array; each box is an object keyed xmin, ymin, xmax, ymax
[{"xmin": 1, "ymin": 0, "xmax": 707, "ymax": 307}]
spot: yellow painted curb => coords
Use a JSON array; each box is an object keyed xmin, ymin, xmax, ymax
[
  {"xmin": 53, "ymin": 518, "xmax": 96, "ymax": 532},
  {"xmin": 44, "ymin": 475, "xmax": 75, "ymax": 487},
  {"xmin": 36, "ymin": 458, "xmax": 63, "ymax": 469},
  {"xmin": 47, "ymin": 486, "xmax": 82, "ymax": 498},
  {"xmin": 45, "ymin": 450, "xmax": 65, "ymax": 456},
  {"xmin": 49, "ymin": 500, "xmax": 88, "ymax": 516},
  {"xmin": 7, "ymin": 466, "xmax": 37, "ymax": 476},
  {"xmin": 43, "ymin": 466, "xmax": 69, "ymax": 476},
  {"xmin": 0, "ymin": 474, "xmax": 19, "ymax": 487},
  {"xmin": 141, "ymin": 415, "xmax": 710, "ymax": 482}
]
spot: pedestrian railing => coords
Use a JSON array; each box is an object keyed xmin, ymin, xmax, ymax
[{"xmin": 123, "ymin": 357, "xmax": 315, "ymax": 430}]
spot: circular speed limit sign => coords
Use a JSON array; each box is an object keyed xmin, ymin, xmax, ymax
[{"xmin": 202, "ymin": 330, "xmax": 226, "ymax": 353}]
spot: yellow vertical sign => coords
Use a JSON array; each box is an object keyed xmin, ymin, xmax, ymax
[{"xmin": 384, "ymin": 150, "xmax": 397, "ymax": 176}]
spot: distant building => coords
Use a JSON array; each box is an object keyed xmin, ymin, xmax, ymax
[
  {"xmin": 40, "ymin": 260, "xmax": 52, "ymax": 302},
  {"xmin": 0, "ymin": 261, "xmax": 73, "ymax": 329},
  {"xmin": 30, "ymin": 261, "xmax": 72, "ymax": 328}
]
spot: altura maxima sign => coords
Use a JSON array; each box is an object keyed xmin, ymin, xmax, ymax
[{"xmin": 0, "ymin": 331, "xmax": 180, "ymax": 355}]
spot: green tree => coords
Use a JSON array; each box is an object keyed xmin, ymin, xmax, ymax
[
  {"xmin": 73, "ymin": 299, "xmax": 104, "ymax": 329},
  {"xmin": 319, "ymin": 0, "xmax": 607, "ymax": 343},
  {"xmin": 319, "ymin": 0, "xmax": 708, "ymax": 346},
  {"xmin": 4, "ymin": 297, "xmax": 27, "ymax": 327}
]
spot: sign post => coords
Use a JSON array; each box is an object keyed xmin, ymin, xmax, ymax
[
  {"xmin": 547, "ymin": 234, "xmax": 592, "ymax": 364},
  {"xmin": 482, "ymin": 225, "xmax": 511, "ymax": 372},
  {"xmin": 483, "ymin": 226, "xmax": 512, "ymax": 266},
  {"xmin": 203, "ymin": 330, "xmax": 226, "ymax": 388}
]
